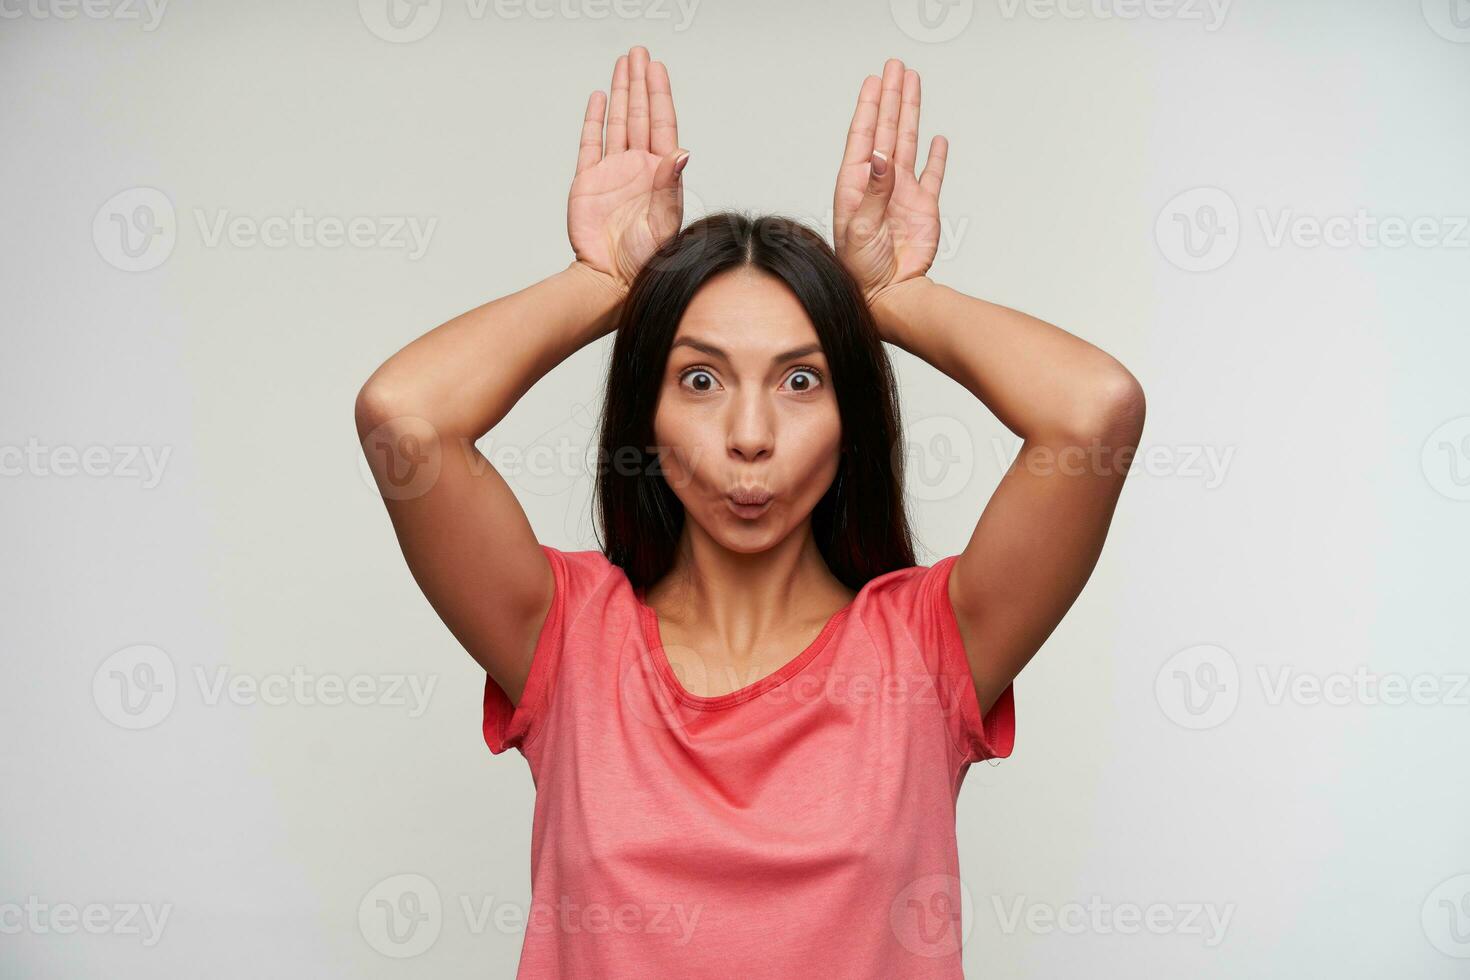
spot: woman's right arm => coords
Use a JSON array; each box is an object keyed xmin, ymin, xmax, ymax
[
  {"xmin": 354, "ymin": 44, "xmax": 688, "ymax": 705},
  {"xmin": 354, "ymin": 262, "xmax": 625, "ymax": 704}
]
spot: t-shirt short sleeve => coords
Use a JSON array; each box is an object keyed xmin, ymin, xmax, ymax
[
  {"xmin": 482, "ymin": 544, "xmax": 612, "ymax": 756},
  {"xmin": 876, "ymin": 555, "xmax": 1016, "ymax": 764}
]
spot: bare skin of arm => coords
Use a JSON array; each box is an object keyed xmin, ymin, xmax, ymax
[
  {"xmin": 354, "ymin": 45, "xmax": 688, "ymax": 704},
  {"xmin": 835, "ymin": 59, "xmax": 1146, "ymax": 719}
]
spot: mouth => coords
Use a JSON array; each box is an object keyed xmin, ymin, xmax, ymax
[{"xmin": 726, "ymin": 487, "xmax": 774, "ymax": 519}]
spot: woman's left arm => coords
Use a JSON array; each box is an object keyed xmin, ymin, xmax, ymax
[
  {"xmin": 833, "ymin": 59, "xmax": 1145, "ymax": 718},
  {"xmin": 874, "ymin": 277, "xmax": 1144, "ymax": 719}
]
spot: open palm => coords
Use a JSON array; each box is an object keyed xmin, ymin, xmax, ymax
[
  {"xmin": 833, "ymin": 59, "xmax": 948, "ymax": 304},
  {"xmin": 568, "ymin": 46, "xmax": 688, "ymax": 289}
]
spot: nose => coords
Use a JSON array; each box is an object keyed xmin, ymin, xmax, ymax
[{"xmin": 726, "ymin": 390, "xmax": 773, "ymax": 463}]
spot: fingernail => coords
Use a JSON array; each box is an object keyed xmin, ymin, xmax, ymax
[
  {"xmin": 674, "ymin": 151, "xmax": 690, "ymax": 177},
  {"xmin": 871, "ymin": 150, "xmax": 888, "ymax": 177}
]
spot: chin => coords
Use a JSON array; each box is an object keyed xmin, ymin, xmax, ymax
[{"xmin": 702, "ymin": 509, "xmax": 789, "ymax": 554}]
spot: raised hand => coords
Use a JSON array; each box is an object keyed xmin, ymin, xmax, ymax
[
  {"xmin": 568, "ymin": 45, "xmax": 690, "ymax": 291},
  {"xmin": 832, "ymin": 58, "xmax": 948, "ymax": 306}
]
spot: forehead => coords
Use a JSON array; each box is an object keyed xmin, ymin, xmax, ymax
[{"xmin": 674, "ymin": 267, "xmax": 821, "ymax": 355}]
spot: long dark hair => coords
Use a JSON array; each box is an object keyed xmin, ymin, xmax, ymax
[{"xmin": 594, "ymin": 211, "xmax": 915, "ymax": 592}]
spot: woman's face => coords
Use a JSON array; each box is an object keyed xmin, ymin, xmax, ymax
[{"xmin": 652, "ymin": 266, "xmax": 842, "ymax": 554}]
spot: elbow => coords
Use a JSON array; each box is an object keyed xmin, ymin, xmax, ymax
[
  {"xmin": 1060, "ymin": 362, "xmax": 1146, "ymax": 448},
  {"xmin": 1096, "ymin": 366, "xmax": 1147, "ymax": 444},
  {"xmin": 354, "ymin": 375, "xmax": 417, "ymax": 438}
]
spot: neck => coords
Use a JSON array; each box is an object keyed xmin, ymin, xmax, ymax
[{"xmin": 643, "ymin": 522, "xmax": 850, "ymax": 655}]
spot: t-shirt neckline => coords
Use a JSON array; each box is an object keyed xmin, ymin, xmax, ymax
[{"xmin": 633, "ymin": 591, "xmax": 855, "ymax": 711}]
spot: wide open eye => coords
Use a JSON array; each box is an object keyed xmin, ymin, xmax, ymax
[
  {"xmin": 783, "ymin": 366, "xmax": 824, "ymax": 393},
  {"xmin": 678, "ymin": 367, "xmax": 720, "ymax": 393}
]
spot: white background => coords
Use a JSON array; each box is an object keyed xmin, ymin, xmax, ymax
[{"xmin": 3, "ymin": 0, "xmax": 1468, "ymax": 975}]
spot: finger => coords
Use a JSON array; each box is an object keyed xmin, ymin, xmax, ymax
[
  {"xmin": 851, "ymin": 148, "xmax": 896, "ymax": 245},
  {"xmin": 895, "ymin": 69, "xmax": 921, "ymax": 175},
  {"xmin": 649, "ymin": 146, "xmax": 690, "ymax": 242},
  {"xmin": 919, "ymin": 134, "xmax": 948, "ymax": 199},
  {"xmin": 627, "ymin": 46, "xmax": 651, "ymax": 153},
  {"xmin": 606, "ymin": 54, "xmax": 630, "ymax": 153},
  {"xmin": 648, "ymin": 60, "xmax": 678, "ymax": 156},
  {"xmin": 576, "ymin": 90, "xmax": 607, "ymax": 175},
  {"xmin": 840, "ymin": 74, "xmax": 882, "ymax": 166},
  {"xmin": 874, "ymin": 58, "xmax": 904, "ymax": 161}
]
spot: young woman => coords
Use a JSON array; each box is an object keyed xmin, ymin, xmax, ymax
[{"xmin": 355, "ymin": 45, "xmax": 1144, "ymax": 979}]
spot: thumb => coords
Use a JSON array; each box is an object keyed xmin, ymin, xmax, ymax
[
  {"xmin": 649, "ymin": 147, "xmax": 690, "ymax": 242},
  {"xmin": 848, "ymin": 149, "xmax": 895, "ymax": 245}
]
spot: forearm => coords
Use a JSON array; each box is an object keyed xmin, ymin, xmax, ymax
[
  {"xmin": 355, "ymin": 260, "xmax": 625, "ymax": 439},
  {"xmin": 871, "ymin": 276, "xmax": 1143, "ymax": 443}
]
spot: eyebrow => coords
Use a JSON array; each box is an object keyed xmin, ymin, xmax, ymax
[{"xmin": 669, "ymin": 337, "xmax": 825, "ymax": 365}]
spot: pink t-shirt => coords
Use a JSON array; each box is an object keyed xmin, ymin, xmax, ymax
[{"xmin": 483, "ymin": 544, "xmax": 1016, "ymax": 978}]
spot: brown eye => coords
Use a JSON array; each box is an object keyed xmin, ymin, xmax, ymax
[
  {"xmin": 679, "ymin": 368, "xmax": 718, "ymax": 393},
  {"xmin": 784, "ymin": 367, "xmax": 823, "ymax": 392}
]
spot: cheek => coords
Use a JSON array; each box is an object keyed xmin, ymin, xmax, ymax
[
  {"xmin": 652, "ymin": 400, "xmax": 715, "ymax": 491},
  {"xmin": 780, "ymin": 401, "xmax": 845, "ymax": 496}
]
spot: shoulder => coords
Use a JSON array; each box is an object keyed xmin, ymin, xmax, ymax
[
  {"xmin": 853, "ymin": 555, "xmax": 959, "ymax": 620},
  {"xmin": 849, "ymin": 554, "xmax": 964, "ymax": 672},
  {"xmin": 538, "ymin": 544, "xmax": 626, "ymax": 621}
]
